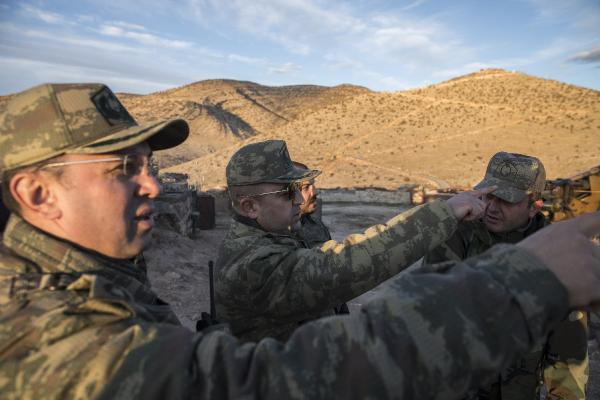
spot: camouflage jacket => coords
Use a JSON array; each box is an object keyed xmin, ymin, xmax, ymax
[
  {"xmin": 425, "ymin": 214, "xmax": 588, "ymax": 400},
  {"xmin": 295, "ymin": 213, "xmax": 349, "ymax": 315},
  {"xmin": 215, "ymin": 200, "xmax": 460, "ymax": 342},
  {"xmin": 0, "ymin": 214, "xmax": 571, "ymax": 399},
  {"xmin": 295, "ymin": 213, "xmax": 332, "ymax": 248}
]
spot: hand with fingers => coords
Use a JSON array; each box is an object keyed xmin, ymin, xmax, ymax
[
  {"xmin": 446, "ymin": 186, "xmax": 497, "ymax": 222},
  {"xmin": 517, "ymin": 211, "xmax": 600, "ymax": 309}
]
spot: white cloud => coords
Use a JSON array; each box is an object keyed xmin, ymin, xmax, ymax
[
  {"xmin": 227, "ymin": 54, "xmax": 266, "ymax": 65},
  {"xmin": 181, "ymin": 0, "xmax": 472, "ymax": 72},
  {"xmin": 20, "ymin": 4, "xmax": 65, "ymax": 24},
  {"xmin": 0, "ymin": 55, "xmax": 176, "ymax": 93},
  {"xmin": 323, "ymin": 53, "xmax": 364, "ymax": 70},
  {"xmin": 569, "ymin": 46, "xmax": 600, "ymax": 63},
  {"xmin": 268, "ymin": 62, "xmax": 301, "ymax": 74},
  {"xmin": 14, "ymin": 27, "xmax": 147, "ymax": 53},
  {"xmin": 526, "ymin": 0, "xmax": 600, "ymax": 32},
  {"xmin": 98, "ymin": 24, "xmax": 193, "ymax": 49},
  {"xmin": 400, "ymin": 0, "xmax": 428, "ymax": 11},
  {"xmin": 110, "ymin": 20, "xmax": 148, "ymax": 31}
]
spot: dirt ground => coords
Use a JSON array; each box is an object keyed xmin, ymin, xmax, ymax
[{"xmin": 145, "ymin": 202, "xmax": 598, "ymax": 396}]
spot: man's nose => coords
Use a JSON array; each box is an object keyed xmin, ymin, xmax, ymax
[{"xmin": 137, "ymin": 171, "xmax": 161, "ymax": 199}]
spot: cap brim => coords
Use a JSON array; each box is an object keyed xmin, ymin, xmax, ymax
[
  {"xmin": 474, "ymin": 177, "xmax": 527, "ymax": 203},
  {"xmin": 264, "ymin": 166, "xmax": 321, "ymax": 184},
  {"xmin": 70, "ymin": 118, "xmax": 189, "ymax": 154}
]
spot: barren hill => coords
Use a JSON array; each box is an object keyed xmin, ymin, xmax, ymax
[
  {"xmin": 1, "ymin": 70, "xmax": 598, "ymax": 190},
  {"xmin": 120, "ymin": 80, "xmax": 370, "ymax": 167},
  {"xmin": 163, "ymin": 69, "xmax": 599, "ymax": 189}
]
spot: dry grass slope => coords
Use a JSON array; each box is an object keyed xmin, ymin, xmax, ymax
[
  {"xmin": 163, "ymin": 69, "xmax": 599, "ymax": 190},
  {"xmin": 1, "ymin": 70, "xmax": 597, "ymax": 189}
]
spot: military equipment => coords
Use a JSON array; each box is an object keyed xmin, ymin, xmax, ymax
[
  {"xmin": 196, "ymin": 260, "xmax": 219, "ymax": 331},
  {"xmin": 542, "ymin": 165, "xmax": 600, "ymax": 222}
]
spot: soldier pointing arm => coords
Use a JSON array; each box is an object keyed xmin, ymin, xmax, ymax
[{"xmin": 216, "ymin": 139, "xmax": 492, "ymax": 341}]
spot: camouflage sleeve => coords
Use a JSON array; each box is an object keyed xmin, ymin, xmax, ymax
[
  {"xmin": 93, "ymin": 244, "xmax": 569, "ymax": 400},
  {"xmin": 423, "ymin": 229, "xmax": 466, "ymax": 263},
  {"xmin": 223, "ymin": 200, "xmax": 458, "ymax": 319},
  {"xmin": 542, "ymin": 311, "xmax": 589, "ymax": 400}
]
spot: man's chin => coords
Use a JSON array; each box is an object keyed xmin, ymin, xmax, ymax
[{"xmin": 484, "ymin": 221, "xmax": 508, "ymax": 234}]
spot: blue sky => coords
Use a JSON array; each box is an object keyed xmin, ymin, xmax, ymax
[{"xmin": 0, "ymin": 0, "xmax": 598, "ymax": 94}]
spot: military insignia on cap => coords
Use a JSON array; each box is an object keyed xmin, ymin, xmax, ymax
[
  {"xmin": 91, "ymin": 87, "xmax": 135, "ymax": 126},
  {"xmin": 494, "ymin": 160, "xmax": 518, "ymax": 179}
]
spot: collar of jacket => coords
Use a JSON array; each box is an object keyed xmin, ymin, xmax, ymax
[
  {"xmin": 473, "ymin": 212, "xmax": 549, "ymax": 245},
  {"xmin": 300, "ymin": 213, "xmax": 317, "ymax": 224},
  {"xmin": 2, "ymin": 214, "xmax": 148, "ymax": 284},
  {"xmin": 230, "ymin": 212, "xmax": 299, "ymax": 242},
  {"xmin": 233, "ymin": 212, "xmax": 265, "ymax": 231}
]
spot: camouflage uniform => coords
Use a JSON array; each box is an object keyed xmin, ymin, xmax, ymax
[
  {"xmin": 217, "ymin": 140, "xmax": 462, "ymax": 341},
  {"xmin": 0, "ymin": 214, "xmax": 573, "ymax": 399},
  {"xmin": 0, "ymin": 83, "xmax": 582, "ymax": 399},
  {"xmin": 296, "ymin": 213, "xmax": 332, "ymax": 248},
  {"xmin": 425, "ymin": 152, "xmax": 588, "ymax": 400}
]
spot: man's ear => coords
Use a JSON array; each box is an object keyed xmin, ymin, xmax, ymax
[
  {"xmin": 10, "ymin": 172, "xmax": 62, "ymax": 219},
  {"xmin": 238, "ymin": 197, "xmax": 260, "ymax": 219},
  {"xmin": 529, "ymin": 199, "xmax": 543, "ymax": 217}
]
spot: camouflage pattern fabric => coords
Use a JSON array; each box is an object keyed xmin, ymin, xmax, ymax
[
  {"xmin": 0, "ymin": 83, "xmax": 187, "ymax": 172},
  {"xmin": 425, "ymin": 214, "xmax": 588, "ymax": 400},
  {"xmin": 295, "ymin": 213, "xmax": 332, "ymax": 248},
  {"xmin": 226, "ymin": 140, "xmax": 320, "ymax": 185},
  {"xmin": 215, "ymin": 200, "xmax": 459, "ymax": 342},
  {"xmin": 295, "ymin": 214, "xmax": 350, "ymax": 315},
  {"xmin": 0, "ymin": 214, "xmax": 573, "ymax": 399},
  {"xmin": 474, "ymin": 152, "xmax": 546, "ymax": 204}
]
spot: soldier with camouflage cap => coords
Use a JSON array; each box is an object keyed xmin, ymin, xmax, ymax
[
  {"xmin": 2, "ymin": 83, "xmax": 600, "ymax": 399},
  {"xmin": 216, "ymin": 139, "xmax": 502, "ymax": 341},
  {"xmin": 426, "ymin": 152, "xmax": 588, "ymax": 400}
]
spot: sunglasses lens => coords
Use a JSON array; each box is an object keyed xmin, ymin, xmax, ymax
[{"xmin": 123, "ymin": 155, "xmax": 152, "ymax": 177}]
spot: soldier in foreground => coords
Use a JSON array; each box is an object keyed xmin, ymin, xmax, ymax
[
  {"xmin": 217, "ymin": 139, "xmax": 495, "ymax": 341},
  {"xmin": 426, "ymin": 152, "xmax": 589, "ymax": 400},
  {"xmin": 2, "ymin": 83, "xmax": 600, "ymax": 399},
  {"xmin": 292, "ymin": 161, "xmax": 332, "ymax": 248}
]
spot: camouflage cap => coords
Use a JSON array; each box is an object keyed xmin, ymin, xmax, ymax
[
  {"xmin": 226, "ymin": 140, "xmax": 320, "ymax": 186},
  {"xmin": 474, "ymin": 152, "xmax": 546, "ymax": 203},
  {"xmin": 292, "ymin": 161, "xmax": 322, "ymax": 181},
  {"xmin": 0, "ymin": 83, "xmax": 189, "ymax": 172}
]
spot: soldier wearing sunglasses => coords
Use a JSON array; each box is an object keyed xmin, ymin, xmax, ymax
[
  {"xmin": 2, "ymin": 83, "xmax": 600, "ymax": 399},
  {"xmin": 292, "ymin": 161, "xmax": 333, "ymax": 249},
  {"xmin": 216, "ymin": 139, "xmax": 497, "ymax": 342}
]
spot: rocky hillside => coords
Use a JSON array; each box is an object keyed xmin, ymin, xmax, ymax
[
  {"xmin": 1, "ymin": 70, "xmax": 598, "ymax": 190},
  {"xmin": 163, "ymin": 70, "xmax": 600, "ymax": 189},
  {"xmin": 120, "ymin": 80, "xmax": 370, "ymax": 167}
]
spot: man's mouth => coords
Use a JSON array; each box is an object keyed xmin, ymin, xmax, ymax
[
  {"xmin": 485, "ymin": 212, "xmax": 501, "ymax": 224},
  {"xmin": 135, "ymin": 207, "xmax": 155, "ymax": 229}
]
